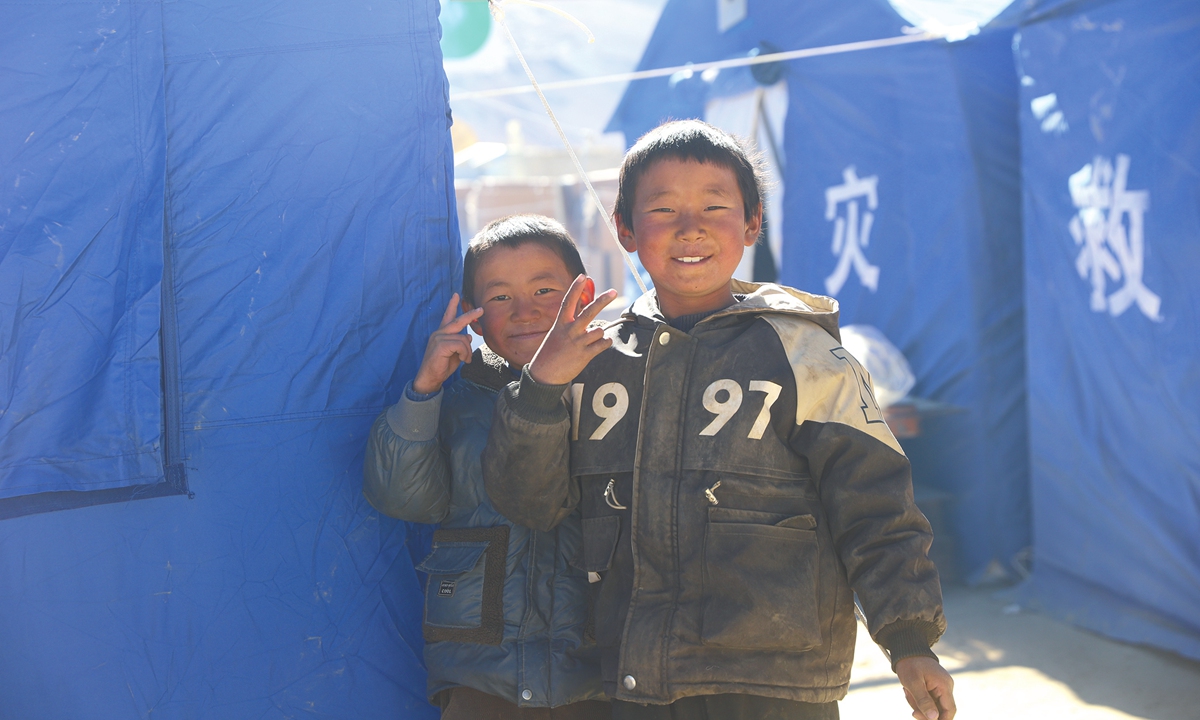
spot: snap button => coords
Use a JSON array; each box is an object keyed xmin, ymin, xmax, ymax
[
  {"xmin": 521, "ymin": 689, "xmax": 532, "ymax": 701},
  {"xmin": 658, "ymin": 333, "xmax": 670, "ymax": 346},
  {"xmin": 623, "ymin": 675, "xmax": 637, "ymax": 690}
]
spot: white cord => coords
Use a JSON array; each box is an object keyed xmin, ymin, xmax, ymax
[
  {"xmin": 452, "ymin": 30, "xmax": 943, "ymax": 102},
  {"xmin": 489, "ymin": 0, "xmax": 650, "ymax": 296}
]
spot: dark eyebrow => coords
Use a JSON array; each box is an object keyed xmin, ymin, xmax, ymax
[
  {"xmin": 480, "ymin": 278, "xmax": 511, "ymax": 295},
  {"xmin": 643, "ymin": 185, "xmax": 735, "ymax": 203}
]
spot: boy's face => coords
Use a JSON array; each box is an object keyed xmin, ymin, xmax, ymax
[
  {"xmin": 464, "ymin": 242, "xmax": 579, "ymax": 368},
  {"xmin": 617, "ymin": 158, "xmax": 761, "ymax": 319}
]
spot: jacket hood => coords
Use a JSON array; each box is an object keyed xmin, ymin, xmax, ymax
[{"xmin": 624, "ymin": 280, "xmax": 841, "ymax": 343}]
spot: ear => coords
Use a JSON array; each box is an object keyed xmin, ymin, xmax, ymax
[
  {"xmin": 462, "ymin": 299, "xmax": 483, "ymax": 336},
  {"xmin": 574, "ymin": 276, "xmax": 596, "ymax": 316},
  {"xmin": 744, "ymin": 203, "xmax": 764, "ymax": 247},
  {"xmin": 615, "ymin": 212, "xmax": 638, "ymax": 254}
]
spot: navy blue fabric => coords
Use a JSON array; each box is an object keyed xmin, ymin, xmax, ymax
[
  {"xmin": 1013, "ymin": 0, "xmax": 1200, "ymax": 660},
  {"xmin": 607, "ymin": 0, "xmax": 1030, "ymax": 583},
  {"xmin": 0, "ymin": 0, "xmax": 457, "ymax": 716}
]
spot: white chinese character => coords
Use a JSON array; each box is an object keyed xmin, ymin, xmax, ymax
[
  {"xmin": 824, "ymin": 166, "xmax": 880, "ymax": 296},
  {"xmin": 1068, "ymin": 154, "xmax": 1161, "ymax": 320}
]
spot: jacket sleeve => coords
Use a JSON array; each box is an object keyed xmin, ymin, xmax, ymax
[
  {"xmin": 362, "ymin": 385, "xmax": 451, "ymax": 524},
  {"xmin": 793, "ymin": 415, "xmax": 945, "ymax": 664},
  {"xmin": 481, "ymin": 368, "xmax": 579, "ymax": 532},
  {"xmin": 775, "ymin": 321, "xmax": 946, "ymax": 666}
]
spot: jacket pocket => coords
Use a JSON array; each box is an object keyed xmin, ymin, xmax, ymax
[
  {"xmin": 581, "ymin": 515, "xmax": 620, "ymax": 572},
  {"xmin": 417, "ymin": 525, "xmax": 509, "ymax": 645},
  {"xmin": 701, "ymin": 512, "xmax": 821, "ymax": 651}
]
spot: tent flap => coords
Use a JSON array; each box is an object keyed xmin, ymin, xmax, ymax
[{"xmin": 0, "ymin": 2, "xmax": 169, "ymax": 505}]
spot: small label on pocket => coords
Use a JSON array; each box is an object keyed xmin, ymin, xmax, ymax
[{"xmin": 438, "ymin": 580, "xmax": 456, "ymax": 597}]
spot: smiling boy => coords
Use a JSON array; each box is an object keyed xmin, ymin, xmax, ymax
[
  {"xmin": 482, "ymin": 122, "xmax": 956, "ymax": 720},
  {"xmin": 363, "ymin": 215, "xmax": 609, "ymax": 719}
]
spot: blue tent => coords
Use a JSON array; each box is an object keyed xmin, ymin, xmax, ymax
[
  {"xmin": 608, "ymin": 0, "xmax": 1031, "ymax": 585},
  {"xmin": 0, "ymin": 1, "xmax": 454, "ymax": 716},
  {"xmin": 1012, "ymin": 0, "xmax": 1200, "ymax": 660}
]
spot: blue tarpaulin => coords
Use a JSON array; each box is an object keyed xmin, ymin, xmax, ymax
[
  {"xmin": 608, "ymin": 0, "xmax": 1031, "ymax": 585},
  {"xmin": 1012, "ymin": 0, "xmax": 1200, "ymax": 660},
  {"xmin": 1, "ymin": 0, "xmax": 455, "ymax": 715}
]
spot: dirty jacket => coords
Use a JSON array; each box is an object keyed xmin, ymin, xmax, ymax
[
  {"xmin": 481, "ymin": 281, "xmax": 945, "ymax": 705},
  {"xmin": 363, "ymin": 348, "xmax": 602, "ymax": 707}
]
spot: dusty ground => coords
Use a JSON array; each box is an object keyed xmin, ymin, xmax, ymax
[{"xmin": 842, "ymin": 586, "xmax": 1200, "ymax": 720}]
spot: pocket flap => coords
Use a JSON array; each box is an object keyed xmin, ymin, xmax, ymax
[
  {"xmin": 416, "ymin": 543, "xmax": 488, "ymax": 574},
  {"xmin": 582, "ymin": 515, "xmax": 620, "ymax": 572},
  {"xmin": 776, "ymin": 514, "xmax": 817, "ymax": 531}
]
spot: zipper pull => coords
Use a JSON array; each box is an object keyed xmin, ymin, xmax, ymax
[
  {"xmin": 604, "ymin": 479, "xmax": 628, "ymax": 510},
  {"xmin": 704, "ymin": 481, "xmax": 721, "ymax": 506}
]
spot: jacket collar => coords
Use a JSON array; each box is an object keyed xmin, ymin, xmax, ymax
[
  {"xmin": 622, "ymin": 280, "xmax": 841, "ymax": 343},
  {"xmin": 460, "ymin": 345, "xmax": 515, "ymax": 392}
]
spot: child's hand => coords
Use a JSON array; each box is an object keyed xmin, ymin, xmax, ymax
[
  {"xmin": 897, "ymin": 657, "xmax": 956, "ymax": 720},
  {"xmin": 527, "ymin": 275, "xmax": 617, "ymax": 386},
  {"xmin": 412, "ymin": 293, "xmax": 484, "ymax": 395}
]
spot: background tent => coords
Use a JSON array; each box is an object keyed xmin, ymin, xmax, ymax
[
  {"xmin": 608, "ymin": 0, "xmax": 1031, "ymax": 584},
  {"xmin": 1012, "ymin": 0, "xmax": 1200, "ymax": 660},
  {"xmin": 0, "ymin": 0, "xmax": 455, "ymax": 716}
]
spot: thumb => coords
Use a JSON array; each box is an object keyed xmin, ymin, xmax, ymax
[{"xmin": 910, "ymin": 685, "xmax": 939, "ymax": 720}]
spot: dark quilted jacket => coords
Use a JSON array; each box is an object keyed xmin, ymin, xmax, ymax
[
  {"xmin": 363, "ymin": 348, "xmax": 602, "ymax": 707},
  {"xmin": 482, "ymin": 282, "xmax": 945, "ymax": 705}
]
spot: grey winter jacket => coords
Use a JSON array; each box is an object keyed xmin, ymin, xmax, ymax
[
  {"xmin": 363, "ymin": 348, "xmax": 603, "ymax": 707},
  {"xmin": 481, "ymin": 281, "xmax": 946, "ymax": 705}
]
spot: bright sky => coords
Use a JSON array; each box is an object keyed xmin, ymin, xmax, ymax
[{"xmin": 443, "ymin": 0, "xmax": 1018, "ymax": 149}]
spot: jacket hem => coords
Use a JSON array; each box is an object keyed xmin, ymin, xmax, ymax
[{"xmin": 605, "ymin": 680, "xmax": 849, "ymax": 705}]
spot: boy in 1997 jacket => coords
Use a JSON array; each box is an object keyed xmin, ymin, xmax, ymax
[
  {"xmin": 363, "ymin": 215, "xmax": 609, "ymax": 719},
  {"xmin": 482, "ymin": 121, "xmax": 957, "ymax": 720}
]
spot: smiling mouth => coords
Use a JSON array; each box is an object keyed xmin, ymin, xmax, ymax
[
  {"xmin": 674, "ymin": 256, "xmax": 709, "ymax": 264},
  {"xmin": 510, "ymin": 330, "xmax": 548, "ymax": 340}
]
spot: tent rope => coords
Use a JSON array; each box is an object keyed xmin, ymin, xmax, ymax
[
  {"xmin": 452, "ymin": 29, "xmax": 944, "ymax": 102},
  {"xmin": 489, "ymin": 0, "xmax": 649, "ymax": 295}
]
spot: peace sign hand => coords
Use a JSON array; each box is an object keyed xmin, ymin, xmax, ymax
[
  {"xmin": 412, "ymin": 293, "xmax": 484, "ymax": 395},
  {"xmin": 528, "ymin": 275, "xmax": 618, "ymax": 386}
]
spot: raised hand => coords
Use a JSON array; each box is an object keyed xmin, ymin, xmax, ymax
[
  {"xmin": 412, "ymin": 293, "xmax": 484, "ymax": 395},
  {"xmin": 527, "ymin": 275, "xmax": 617, "ymax": 386},
  {"xmin": 897, "ymin": 656, "xmax": 956, "ymax": 720}
]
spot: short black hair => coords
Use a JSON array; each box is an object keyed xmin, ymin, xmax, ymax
[
  {"xmin": 462, "ymin": 214, "xmax": 586, "ymax": 306},
  {"xmin": 615, "ymin": 119, "xmax": 765, "ymax": 232}
]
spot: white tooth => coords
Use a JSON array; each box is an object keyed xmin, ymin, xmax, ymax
[{"xmin": 677, "ymin": 256, "xmax": 704, "ymax": 263}]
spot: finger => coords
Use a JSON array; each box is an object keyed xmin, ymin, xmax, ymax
[
  {"xmin": 903, "ymin": 687, "xmax": 920, "ymax": 713},
  {"xmin": 442, "ymin": 305, "xmax": 484, "ymax": 334},
  {"xmin": 439, "ymin": 293, "xmax": 461, "ymax": 327},
  {"xmin": 446, "ymin": 335, "xmax": 474, "ymax": 361},
  {"xmin": 575, "ymin": 288, "xmax": 619, "ymax": 326},
  {"xmin": 583, "ymin": 336, "xmax": 613, "ymax": 360},
  {"xmin": 933, "ymin": 686, "xmax": 956, "ymax": 720},
  {"xmin": 912, "ymin": 687, "xmax": 939, "ymax": 720},
  {"xmin": 557, "ymin": 275, "xmax": 588, "ymax": 324},
  {"xmin": 432, "ymin": 334, "xmax": 474, "ymax": 363},
  {"xmin": 582, "ymin": 326, "xmax": 609, "ymax": 346}
]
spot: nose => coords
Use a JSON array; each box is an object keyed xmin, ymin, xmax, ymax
[
  {"xmin": 511, "ymin": 294, "xmax": 541, "ymax": 322},
  {"xmin": 675, "ymin": 208, "xmax": 704, "ymax": 242}
]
